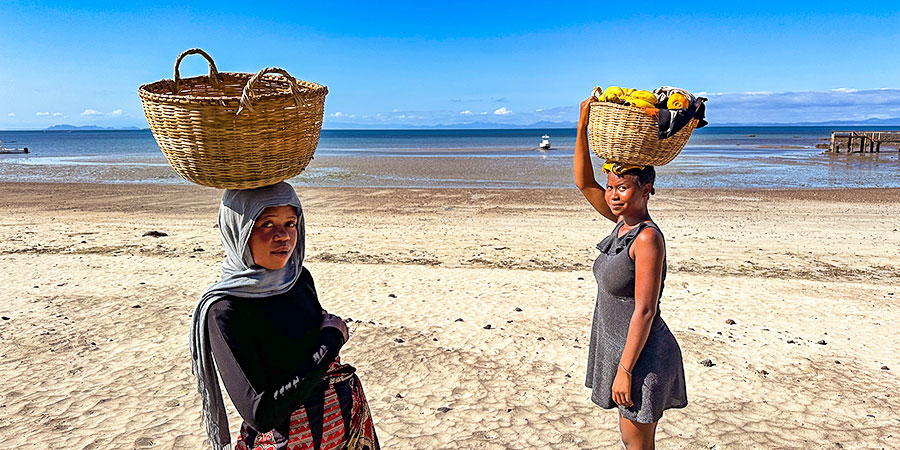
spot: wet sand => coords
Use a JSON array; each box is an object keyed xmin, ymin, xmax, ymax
[{"xmin": 1, "ymin": 183, "xmax": 898, "ymax": 449}]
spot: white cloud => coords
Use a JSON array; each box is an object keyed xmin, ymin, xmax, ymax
[
  {"xmin": 52, "ymin": 112, "xmax": 63, "ymax": 117},
  {"xmin": 535, "ymin": 108, "xmax": 543, "ymax": 112},
  {"xmin": 703, "ymin": 88, "xmax": 900, "ymax": 123},
  {"xmin": 493, "ymin": 107, "xmax": 512, "ymax": 115},
  {"xmin": 7, "ymin": 113, "xmax": 14, "ymax": 117},
  {"xmin": 460, "ymin": 110, "xmax": 473, "ymax": 115},
  {"xmin": 330, "ymin": 111, "xmax": 345, "ymax": 118},
  {"xmin": 110, "ymin": 109, "xmax": 123, "ymax": 117},
  {"xmin": 81, "ymin": 109, "xmax": 103, "ymax": 116},
  {"xmin": 36, "ymin": 112, "xmax": 50, "ymax": 116},
  {"xmin": 480, "ymin": 111, "xmax": 488, "ymax": 115}
]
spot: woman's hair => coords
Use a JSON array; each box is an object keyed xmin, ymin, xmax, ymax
[{"xmin": 621, "ymin": 166, "xmax": 656, "ymax": 195}]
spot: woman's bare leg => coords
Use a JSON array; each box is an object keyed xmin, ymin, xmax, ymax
[{"xmin": 618, "ymin": 414, "xmax": 657, "ymax": 450}]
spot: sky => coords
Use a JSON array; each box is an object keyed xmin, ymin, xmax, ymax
[{"xmin": 2, "ymin": 0, "xmax": 900, "ymax": 129}]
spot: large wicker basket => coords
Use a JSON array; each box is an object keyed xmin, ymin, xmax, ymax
[
  {"xmin": 587, "ymin": 101, "xmax": 697, "ymax": 166},
  {"xmin": 138, "ymin": 48, "xmax": 328, "ymax": 189}
]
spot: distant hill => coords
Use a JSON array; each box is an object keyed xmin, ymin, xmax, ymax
[
  {"xmin": 46, "ymin": 124, "xmax": 143, "ymax": 131},
  {"xmin": 712, "ymin": 117, "xmax": 900, "ymax": 127},
  {"xmin": 324, "ymin": 120, "xmax": 578, "ymax": 130}
]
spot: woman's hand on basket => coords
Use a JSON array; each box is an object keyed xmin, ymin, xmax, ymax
[
  {"xmin": 611, "ymin": 366, "xmax": 634, "ymax": 408},
  {"xmin": 321, "ymin": 312, "xmax": 349, "ymax": 344},
  {"xmin": 577, "ymin": 97, "xmax": 594, "ymax": 130}
]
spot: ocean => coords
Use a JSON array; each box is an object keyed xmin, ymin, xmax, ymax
[{"xmin": 1, "ymin": 127, "xmax": 898, "ymax": 189}]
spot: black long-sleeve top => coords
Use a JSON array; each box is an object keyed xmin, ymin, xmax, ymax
[{"xmin": 207, "ymin": 267, "xmax": 344, "ymax": 435}]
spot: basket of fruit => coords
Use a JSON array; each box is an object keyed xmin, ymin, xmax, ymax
[
  {"xmin": 138, "ymin": 48, "xmax": 328, "ymax": 189},
  {"xmin": 587, "ymin": 86, "xmax": 701, "ymax": 166}
]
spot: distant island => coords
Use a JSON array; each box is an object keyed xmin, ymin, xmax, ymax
[{"xmin": 46, "ymin": 124, "xmax": 144, "ymax": 131}]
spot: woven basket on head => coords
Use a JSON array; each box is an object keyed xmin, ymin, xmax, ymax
[
  {"xmin": 587, "ymin": 101, "xmax": 697, "ymax": 166},
  {"xmin": 138, "ymin": 48, "xmax": 328, "ymax": 189}
]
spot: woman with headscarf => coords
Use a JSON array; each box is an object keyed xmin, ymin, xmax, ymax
[
  {"xmin": 189, "ymin": 182, "xmax": 379, "ymax": 450},
  {"xmin": 574, "ymin": 98, "xmax": 687, "ymax": 449}
]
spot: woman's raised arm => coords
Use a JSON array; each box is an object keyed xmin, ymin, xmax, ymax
[{"xmin": 574, "ymin": 97, "xmax": 617, "ymax": 222}]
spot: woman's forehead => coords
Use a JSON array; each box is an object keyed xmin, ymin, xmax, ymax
[
  {"xmin": 257, "ymin": 204, "xmax": 298, "ymax": 218},
  {"xmin": 606, "ymin": 173, "xmax": 637, "ymax": 185}
]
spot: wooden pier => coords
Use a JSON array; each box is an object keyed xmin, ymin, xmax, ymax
[{"xmin": 828, "ymin": 130, "xmax": 900, "ymax": 153}]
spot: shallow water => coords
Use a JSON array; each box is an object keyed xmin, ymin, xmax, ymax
[{"xmin": 1, "ymin": 127, "xmax": 898, "ymax": 188}]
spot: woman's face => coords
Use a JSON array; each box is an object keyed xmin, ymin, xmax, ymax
[
  {"xmin": 248, "ymin": 205, "xmax": 299, "ymax": 270},
  {"xmin": 605, "ymin": 173, "xmax": 650, "ymax": 216}
]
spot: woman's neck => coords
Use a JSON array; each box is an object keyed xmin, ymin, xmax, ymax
[{"xmin": 620, "ymin": 209, "xmax": 651, "ymax": 227}]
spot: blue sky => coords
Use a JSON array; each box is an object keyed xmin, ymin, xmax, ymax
[{"xmin": 2, "ymin": 1, "xmax": 899, "ymax": 129}]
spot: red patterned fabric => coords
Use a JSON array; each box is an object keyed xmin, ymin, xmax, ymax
[{"xmin": 235, "ymin": 360, "xmax": 379, "ymax": 450}]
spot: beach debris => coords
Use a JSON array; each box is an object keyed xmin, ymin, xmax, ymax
[
  {"xmin": 817, "ymin": 340, "xmax": 827, "ymax": 345},
  {"xmin": 759, "ymin": 369, "xmax": 769, "ymax": 376},
  {"xmin": 393, "ymin": 338, "xmax": 404, "ymax": 343},
  {"xmin": 455, "ymin": 318, "xmax": 464, "ymax": 322},
  {"xmin": 193, "ymin": 247, "xmax": 204, "ymax": 252},
  {"xmin": 395, "ymin": 393, "xmax": 404, "ymax": 398},
  {"xmin": 514, "ymin": 307, "xmax": 522, "ymax": 312},
  {"xmin": 483, "ymin": 324, "xmax": 493, "ymax": 329},
  {"xmin": 1, "ymin": 316, "xmax": 9, "ymax": 320},
  {"xmin": 142, "ymin": 230, "xmax": 168, "ymax": 238},
  {"xmin": 164, "ymin": 399, "xmax": 182, "ymax": 407},
  {"xmin": 388, "ymin": 293, "xmax": 396, "ymax": 298},
  {"xmin": 725, "ymin": 319, "xmax": 736, "ymax": 325},
  {"xmin": 134, "ymin": 437, "xmax": 156, "ymax": 448},
  {"xmin": 787, "ymin": 339, "xmax": 796, "ymax": 344},
  {"xmin": 699, "ymin": 359, "xmax": 715, "ymax": 367},
  {"xmin": 132, "ymin": 305, "xmax": 141, "ymax": 309},
  {"xmin": 507, "ymin": 320, "xmax": 514, "ymax": 323},
  {"xmin": 537, "ymin": 337, "xmax": 545, "ymax": 341},
  {"xmin": 882, "ymin": 366, "xmax": 890, "ymax": 371},
  {"xmin": 577, "ymin": 277, "xmax": 584, "ymax": 280},
  {"xmin": 835, "ymin": 360, "xmax": 841, "ymax": 364},
  {"xmin": 437, "ymin": 406, "xmax": 452, "ymax": 413}
]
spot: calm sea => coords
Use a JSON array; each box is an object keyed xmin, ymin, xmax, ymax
[{"xmin": 1, "ymin": 127, "xmax": 898, "ymax": 188}]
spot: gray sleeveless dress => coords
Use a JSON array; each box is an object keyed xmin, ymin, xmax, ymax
[{"xmin": 585, "ymin": 220, "xmax": 687, "ymax": 423}]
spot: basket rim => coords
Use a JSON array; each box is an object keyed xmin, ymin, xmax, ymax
[
  {"xmin": 588, "ymin": 100, "xmax": 659, "ymax": 113},
  {"xmin": 138, "ymin": 72, "xmax": 328, "ymax": 104}
]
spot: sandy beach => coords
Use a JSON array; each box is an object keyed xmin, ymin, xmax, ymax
[{"xmin": 0, "ymin": 182, "xmax": 898, "ymax": 449}]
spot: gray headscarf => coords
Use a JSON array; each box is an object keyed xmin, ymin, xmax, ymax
[{"xmin": 188, "ymin": 182, "xmax": 305, "ymax": 450}]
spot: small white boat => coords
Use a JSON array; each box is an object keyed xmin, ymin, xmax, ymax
[
  {"xmin": 0, "ymin": 141, "xmax": 29, "ymax": 154},
  {"xmin": 539, "ymin": 134, "xmax": 551, "ymax": 150}
]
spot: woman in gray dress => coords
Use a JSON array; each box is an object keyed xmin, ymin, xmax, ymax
[{"xmin": 573, "ymin": 98, "xmax": 687, "ymax": 449}]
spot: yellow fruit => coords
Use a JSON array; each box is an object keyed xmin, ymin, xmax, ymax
[
  {"xmin": 604, "ymin": 86, "xmax": 624, "ymax": 99},
  {"xmin": 631, "ymin": 90, "xmax": 657, "ymax": 104},
  {"xmin": 626, "ymin": 88, "xmax": 637, "ymax": 96},
  {"xmin": 667, "ymin": 93, "xmax": 689, "ymax": 109},
  {"xmin": 626, "ymin": 98, "xmax": 655, "ymax": 108}
]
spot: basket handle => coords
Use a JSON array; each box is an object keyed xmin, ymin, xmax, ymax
[
  {"xmin": 173, "ymin": 48, "xmax": 222, "ymax": 94},
  {"xmin": 237, "ymin": 67, "xmax": 304, "ymax": 115}
]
